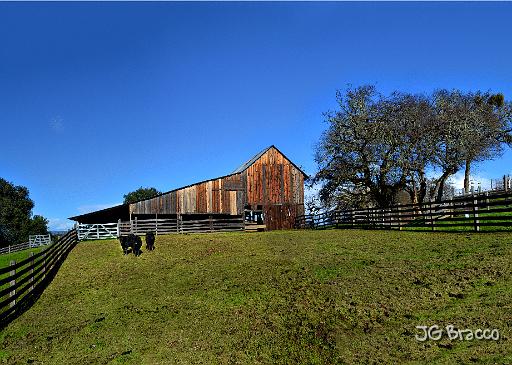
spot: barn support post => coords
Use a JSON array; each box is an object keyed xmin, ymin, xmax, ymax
[{"xmin": 9, "ymin": 260, "xmax": 16, "ymax": 308}]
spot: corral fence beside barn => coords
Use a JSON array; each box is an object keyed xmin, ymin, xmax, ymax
[
  {"xmin": 295, "ymin": 191, "xmax": 512, "ymax": 232},
  {"xmin": 76, "ymin": 215, "xmax": 247, "ymax": 240}
]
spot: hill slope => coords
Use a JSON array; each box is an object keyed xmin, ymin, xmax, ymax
[{"xmin": 1, "ymin": 230, "xmax": 512, "ymax": 364}]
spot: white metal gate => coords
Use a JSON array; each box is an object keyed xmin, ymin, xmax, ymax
[
  {"xmin": 77, "ymin": 223, "xmax": 118, "ymax": 240},
  {"xmin": 29, "ymin": 234, "xmax": 52, "ymax": 247}
]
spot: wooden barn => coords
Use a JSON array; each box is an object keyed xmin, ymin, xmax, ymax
[{"xmin": 69, "ymin": 146, "xmax": 307, "ymax": 230}]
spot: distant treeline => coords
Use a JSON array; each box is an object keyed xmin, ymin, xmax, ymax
[{"xmin": 0, "ymin": 178, "xmax": 49, "ymax": 247}]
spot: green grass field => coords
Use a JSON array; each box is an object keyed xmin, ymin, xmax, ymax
[
  {"xmin": 1, "ymin": 230, "xmax": 512, "ymax": 364},
  {"xmin": 0, "ymin": 247, "xmax": 44, "ymax": 268}
]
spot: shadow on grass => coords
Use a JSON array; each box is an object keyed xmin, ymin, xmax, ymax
[{"xmin": 0, "ymin": 240, "xmax": 78, "ymax": 330}]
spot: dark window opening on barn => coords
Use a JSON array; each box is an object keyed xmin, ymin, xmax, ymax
[{"xmin": 244, "ymin": 206, "xmax": 264, "ymax": 224}]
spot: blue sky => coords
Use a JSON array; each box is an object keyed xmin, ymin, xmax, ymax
[{"xmin": 1, "ymin": 2, "xmax": 511, "ymax": 230}]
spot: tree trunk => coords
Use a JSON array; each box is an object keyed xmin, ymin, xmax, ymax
[
  {"xmin": 433, "ymin": 171, "xmax": 451, "ymax": 203},
  {"xmin": 409, "ymin": 188, "xmax": 418, "ymax": 205},
  {"xmin": 464, "ymin": 160, "xmax": 471, "ymax": 194},
  {"xmin": 419, "ymin": 179, "xmax": 427, "ymax": 204}
]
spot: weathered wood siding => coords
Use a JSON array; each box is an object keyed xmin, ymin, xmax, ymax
[
  {"xmin": 246, "ymin": 147, "xmax": 304, "ymax": 206},
  {"xmin": 245, "ymin": 147, "xmax": 305, "ymax": 229},
  {"xmin": 264, "ymin": 204, "xmax": 303, "ymax": 231},
  {"xmin": 130, "ymin": 173, "xmax": 246, "ymax": 216}
]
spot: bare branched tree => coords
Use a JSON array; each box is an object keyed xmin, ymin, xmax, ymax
[{"xmin": 313, "ymin": 85, "xmax": 512, "ymax": 209}]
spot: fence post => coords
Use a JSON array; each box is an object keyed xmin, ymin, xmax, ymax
[
  {"xmin": 155, "ymin": 214, "xmax": 158, "ymax": 235},
  {"xmin": 429, "ymin": 201, "xmax": 435, "ymax": 231},
  {"xmin": 397, "ymin": 205, "xmax": 402, "ymax": 231},
  {"xmin": 96, "ymin": 224, "xmax": 99, "ymax": 239},
  {"xmin": 209, "ymin": 215, "xmax": 213, "ymax": 232},
  {"xmin": 29, "ymin": 252, "xmax": 34, "ymax": 292},
  {"xmin": 473, "ymin": 196, "xmax": 480, "ymax": 232},
  {"xmin": 9, "ymin": 260, "xmax": 16, "ymax": 308},
  {"xmin": 485, "ymin": 192, "xmax": 489, "ymax": 211},
  {"xmin": 134, "ymin": 217, "xmax": 138, "ymax": 235},
  {"xmin": 42, "ymin": 250, "xmax": 46, "ymax": 279},
  {"xmin": 117, "ymin": 219, "xmax": 121, "ymax": 237}
]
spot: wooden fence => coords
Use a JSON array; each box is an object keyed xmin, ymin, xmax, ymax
[
  {"xmin": 0, "ymin": 234, "xmax": 53, "ymax": 256},
  {"xmin": 117, "ymin": 216, "xmax": 245, "ymax": 236},
  {"xmin": 76, "ymin": 216, "xmax": 245, "ymax": 240},
  {"xmin": 295, "ymin": 191, "xmax": 512, "ymax": 232},
  {"xmin": 0, "ymin": 242, "xmax": 32, "ymax": 255},
  {"xmin": 29, "ymin": 234, "xmax": 51, "ymax": 246},
  {"xmin": 0, "ymin": 229, "xmax": 78, "ymax": 327}
]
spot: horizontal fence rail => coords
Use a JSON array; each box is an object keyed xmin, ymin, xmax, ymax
[
  {"xmin": 295, "ymin": 191, "xmax": 512, "ymax": 232},
  {"xmin": 77, "ymin": 223, "xmax": 118, "ymax": 240},
  {"xmin": 78, "ymin": 216, "xmax": 245, "ymax": 240},
  {"xmin": 0, "ymin": 235, "xmax": 54, "ymax": 256},
  {"xmin": 117, "ymin": 216, "xmax": 245, "ymax": 237},
  {"xmin": 0, "ymin": 229, "xmax": 78, "ymax": 327},
  {"xmin": 0, "ymin": 242, "xmax": 31, "ymax": 256},
  {"xmin": 29, "ymin": 234, "xmax": 51, "ymax": 247}
]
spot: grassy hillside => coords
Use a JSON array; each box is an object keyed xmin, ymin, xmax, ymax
[{"xmin": 1, "ymin": 230, "xmax": 512, "ymax": 364}]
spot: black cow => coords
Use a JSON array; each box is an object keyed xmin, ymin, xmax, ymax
[
  {"xmin": 122, "ymin": 234, "xmax": 143, "ymax": 256},
  {"xmin": 145, "ymin": 232, "xmax": 155, "ymax": 251},
  {"xmin": 119, "ymin": 236, "xmax": 131, "ymax": 255},
  {"xmin": 130, "ymin": 234, "xmax": 143, "ymax": 256}
]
